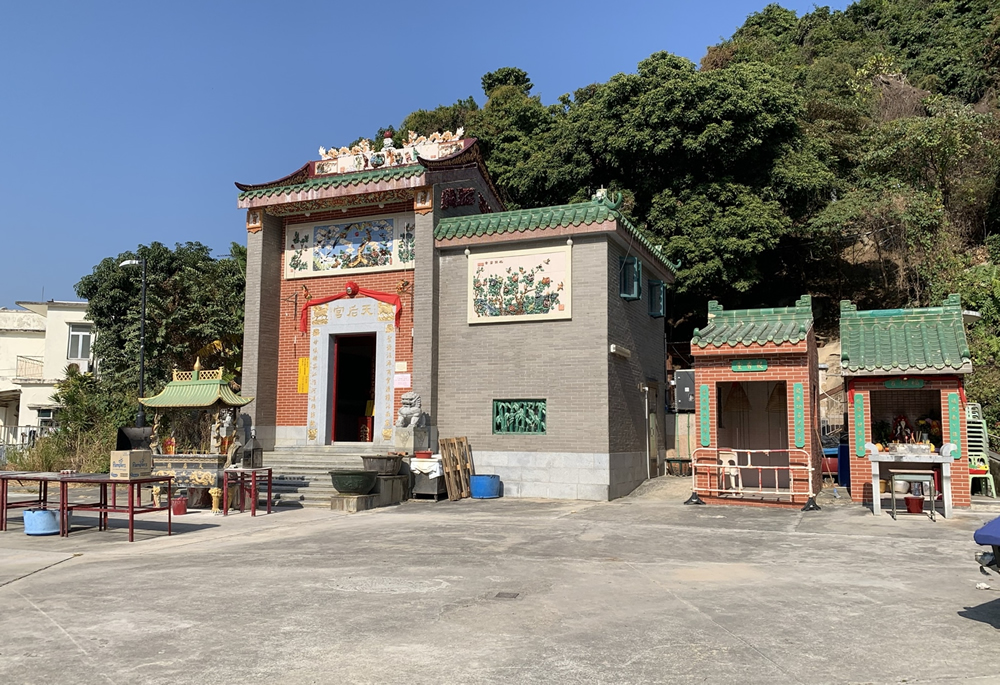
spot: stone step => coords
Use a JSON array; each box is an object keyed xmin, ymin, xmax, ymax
[
  {"xmin": 272, "ymin": 493, "xmax": 333, "ymax": 508},
  {"xmin": 267, "ymin": 455, "xmax": 366, "ymax": 464},
  {"xmin": 267, "ymin": 461, "xmax": 362, "ymax": 471},
  {"xmin": 272, "ymin": 443, "xmax": 387, "ymax": 456}
]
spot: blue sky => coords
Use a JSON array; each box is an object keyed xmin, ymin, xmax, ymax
[{"xmin": 0, "ymin": 1, "xmax": 850, "ymax": 307}]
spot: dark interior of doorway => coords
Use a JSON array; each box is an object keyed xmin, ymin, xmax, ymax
[{"xmin": 333, "ymin": 334, "xmax": 376, "ymax": 442}]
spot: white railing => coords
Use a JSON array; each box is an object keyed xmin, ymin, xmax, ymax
[
  {"xmin": 0, "ymin": 425, "xmax": 56, "ymax": 447},
  {"xmin": 15, "ymin": 356, "xmax": 44, "ymax": 379},
  {"xmin": 692, "ymin": 447, "xmax": 815, "ymax": 500}
]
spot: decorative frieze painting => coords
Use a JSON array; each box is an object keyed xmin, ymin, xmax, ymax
[
  {"xmin": 285, "ymin": 213, "xmax": 415, "ymax": 279},
  {"xmin": 468, "ymin": 245, "xmax": 572, "ymax": 324}
]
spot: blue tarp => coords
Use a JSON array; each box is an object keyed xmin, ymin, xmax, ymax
[{"xmin": 974, "ymin": 516, "xmax": 1000, "ymax": 546}]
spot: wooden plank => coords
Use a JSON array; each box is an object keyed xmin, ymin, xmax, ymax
[
  {"xmin": 455, "ymin": 437, "xmax": 473, "ymax": 498},
  {"xmin": 438, "ymin": 438, "xmax": 462, "ymax": 501}
]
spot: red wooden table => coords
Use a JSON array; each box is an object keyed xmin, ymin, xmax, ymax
[
  {"xmin": 59, "ymin": 473, "xmax": 174, "ymax": 542},
  {"xmin": 0, "ymin": 471, "xmax": 64, "ymax": 533},
  {"xmin": 223, "ymin": 467, "xmax": 272, "ymax": 516}
]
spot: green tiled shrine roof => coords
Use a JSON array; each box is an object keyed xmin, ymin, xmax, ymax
[
  {"xmin": 692, "ymin": 295, "xmax": 813, "ymax": 348},
  {"xmin": 434, "ymin": 194, "xmax": 677, "ymax": 275},
  {"xmin": 839, "ymin": 294, "xmax": 971, "ymax": 374},
  {"xmin": 140, "ymin": 379, "xmax": 253, "ymax": 409},
  {"xmin": 237, "ymin": 165, "xmax": 426, "ymax": 201}
]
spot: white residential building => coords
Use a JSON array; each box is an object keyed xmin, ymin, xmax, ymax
[{"xmin": 0, "ymin": 300, "xmax": 92, "ymax": 443}]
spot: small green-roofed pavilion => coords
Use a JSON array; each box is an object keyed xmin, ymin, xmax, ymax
[
  {"xmin": 839, "ymin": 294, "xmax": 972, "ymax": 375},
  {"xmin": 140, "ymin": 361, "xmax": 253, "ymax": 409},
  {"xmin": 692, "ymin": 295, "xmax": 813, "ymax": 349}
]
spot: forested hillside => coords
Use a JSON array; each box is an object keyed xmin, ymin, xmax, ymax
[{"xmin": 380, "ymin": 0, "xmax": 1000, "ymax": 427}]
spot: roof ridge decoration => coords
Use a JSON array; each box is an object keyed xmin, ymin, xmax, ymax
[
  {"xmin": 839, "ymin": 293, "xmax": 972, "ymax": 374},
  {"xmin": 434, "ymin": 192, "xmax": 676, "ymax": 275},
  {"xmin": 237, "ymin": 165, "xmax": 426, "ymax": 201},
  {"xmin": 315, "ymin": 128, "xmax": 465, "ymax": 177},
  {"xmin": 692, "ymin": 295, "xmax": 813, "ymax": 349}
]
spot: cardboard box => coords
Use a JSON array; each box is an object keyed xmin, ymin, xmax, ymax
[{"xmin": 110, "ymin": 449, "xmax": 153, "ymax": 480}]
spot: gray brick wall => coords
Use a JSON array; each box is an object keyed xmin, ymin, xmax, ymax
[
  {"xmin": 241, "ymin": 213, "xmax": 282, "ymax": 450},
  {"xmin": 412, "ymin": 206, "xmax": 437, "ymax": 421},
  {"xmin": 606, "ymin": 239, "xmax": 670, "ymax": 495},
  {"xmin": 415, "ymin": 174, "xmax": 500, "ymax": 424},
  {"xmin": 435, "ymin": 235, "xmax": 610, "ymax": 455}
]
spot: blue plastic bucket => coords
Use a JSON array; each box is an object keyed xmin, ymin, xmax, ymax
[
  {"xmin": 470, "ymin": 474, "xmax": 501, "ymax": 499},
  {"xmin": 23, "ymin": 508, "xmax": 60, "ymax": 536}
]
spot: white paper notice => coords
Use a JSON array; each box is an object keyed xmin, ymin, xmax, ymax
[{"xmin": 393, "ymin": 373, "xmax": 411, "ymax": 388}]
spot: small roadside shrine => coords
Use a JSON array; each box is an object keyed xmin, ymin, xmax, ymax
[
  {"xmin": 687, "ymin": 296, "xmax": 823, "ymax": 508},
  {"xmin": 841, "ymin": 294, "xmax": 972, "ymax": 517},
  {"xmin": 140, "ymin": 360, "xmax": 254, "ymax": 505}
]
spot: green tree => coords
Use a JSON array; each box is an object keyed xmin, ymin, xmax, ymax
[
  {"xmin": 398, "ymin": 97, "xmax": 479, "ymax": 138},
  {"xmin": 481, "ymin": 67, "xmax": 533, "ymax": 97},
  {"xmin": 75, "ymin": 241, "xmax": 246, "ymax": 399}
]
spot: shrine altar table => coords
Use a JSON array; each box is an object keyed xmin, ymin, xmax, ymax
[{"xmin": 869, "ymin": 451, "xmax": 953, "ymax": 519}]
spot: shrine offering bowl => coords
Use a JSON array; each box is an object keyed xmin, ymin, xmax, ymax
[
  {"xmin": 329, "ymin": 470, "xmax": 377, "ymax": 495},
  {"xmin": 361, "ymin": 455, "xmax": 403, "ymax": 475}
]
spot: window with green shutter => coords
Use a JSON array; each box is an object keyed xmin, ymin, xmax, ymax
[
  {"xmin": 619, "ymin": 256, "xmax": 641, "ymax": 301},
  {"xmin": 647, "ymin": 280, "xmax": 665, "ymax": 317}
]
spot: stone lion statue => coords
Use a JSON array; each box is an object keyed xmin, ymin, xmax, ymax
[{"xmin": 395, "ymin": 392, "xmax": 427, "ymax": 428}]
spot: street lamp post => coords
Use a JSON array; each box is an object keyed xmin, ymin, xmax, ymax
[{"xmin": 120, "ymin": 258, "xmax": 147, "ymax": 427}]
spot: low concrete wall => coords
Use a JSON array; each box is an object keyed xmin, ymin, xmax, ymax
[
  {"xmin": 473, "ymin": 451, "xmax": 610, "ymax": 501},
  {"xmin": 274, "ymin": 426, "xmax": 309, "ymax": 448},
  {"xmin": 609, "ymin": 451, "xmax": 649, "ymax": 500}
]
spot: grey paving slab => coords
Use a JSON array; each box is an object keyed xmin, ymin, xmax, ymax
[{"xmin": 0, "ymin": 478, "xmax": 998, "ymax": 684}]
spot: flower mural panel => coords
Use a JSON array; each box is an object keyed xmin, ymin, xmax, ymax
[
  {"xmin": 284, "ymin": 213, "xmax": 415, "ymax": 279},
  {"xmin": 467, "ymin": 245, "xmax": 572, "ymax": 324}
]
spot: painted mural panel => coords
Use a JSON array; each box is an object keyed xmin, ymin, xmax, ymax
[
  {"xmin": 467, "ymin": 245, "xmax": 572, "ymax": 324},
  {"xmin": 284, "ymin": 213, "xmax": 415, "ymax": 279}
]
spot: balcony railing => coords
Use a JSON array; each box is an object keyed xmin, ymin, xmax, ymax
[
  {"xmin": 0, "ymin": 424, "xmax": 56, "ymax": 448},
  {"xmin": 15, "ymin": 356, "xmax": 44, "ymax": 379}
]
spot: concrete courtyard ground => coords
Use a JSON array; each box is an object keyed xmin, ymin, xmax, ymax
[{"xmin": 2, "ymin": 477, "xmax": 1000, "ymax": 685}]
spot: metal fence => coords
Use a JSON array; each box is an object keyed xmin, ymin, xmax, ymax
[
  {"xmin": 820, "ymin": 389, "xmax": 845, "ymax": 438},
  {"xmin": 0, "ymin": 425, "xmax": 56, "ymax": 447},
  {"xmin": 691, "ymin": 447, "xmax": 815, "ymax": 500},
  {"xmin": 15, "ymin": 356, "xmax": 44, "ymax": 379}
]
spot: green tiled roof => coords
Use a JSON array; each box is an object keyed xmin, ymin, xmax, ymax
[
  {"xmin": 237, "ymin": 165, "xmax": 426, "ymax": 201},
  {"xmin": 435, "ymin": 194, "xmax": 677, "ymax": 275},
  {"xmin": 839, "ymin": 294, "xmax": 972, "ymax": 374},
  {"xmin": 692, "ymin": 295, "xmax": 813, "ymax": 348},
  {"xmin": 140, "ymin": 379, "xmax": 253, "ymax": 409}
]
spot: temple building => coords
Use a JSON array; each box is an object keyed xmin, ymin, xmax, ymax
[{"xmin": 237, "ymin": 130, "xmax": 676, "ymax": 500}]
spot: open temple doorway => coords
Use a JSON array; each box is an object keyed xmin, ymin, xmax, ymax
[
  {"xmin": 717, "ymin": 380, "xmax": 791, "ymax": 490},
  {"xmin": 332, "ymin": 334, "xmax": 376, "ymax": 442}
]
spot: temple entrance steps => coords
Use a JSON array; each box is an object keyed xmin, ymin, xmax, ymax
[{"xmin": 264, "ymin": 443, "xmax": 385, "ymax": 508}]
